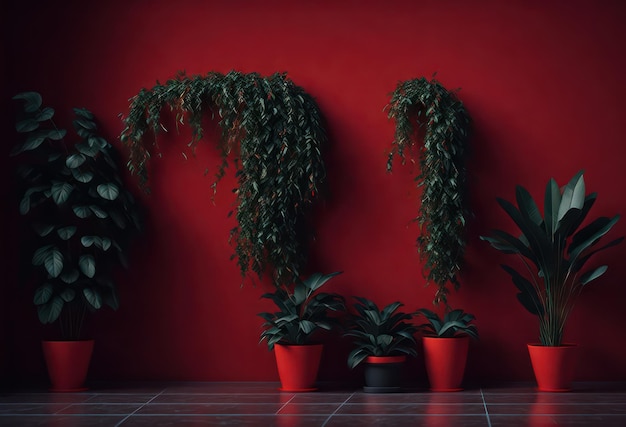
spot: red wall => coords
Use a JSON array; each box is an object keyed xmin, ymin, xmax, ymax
[{"xmin": 2, "ymin": 0, "xmax": 626, "ymax": 386}]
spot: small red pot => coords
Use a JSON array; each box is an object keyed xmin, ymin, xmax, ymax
[
  {"xmin": 274, "ymin": 343, "xmax": 323, "ymax": 392},
  {"xmin": 422, "ymin": 336, "xmax": 469, "ymax": 391},
  {"xmin": 527, "ymin": 343, "xmax": 578, "ymax": 392},
  {"xmin": 42, "ymin": 340, "xmax": 94, "ymax": 392}
]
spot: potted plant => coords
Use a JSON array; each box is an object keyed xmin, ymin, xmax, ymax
[
  {"xmin": 121, "ymin": 71, "xmax": 328, "ymax": 288},
  {"xmin": 415, "ymin": 307, "xmax": 478, "ymax": 391},
  {"xmin": 344, "ymin": 297, "xmax": 418, "ymax": 392},
  {"xmin": 386, "ymin": 77, "xmax": 472, "ymax": 305},
  {"xmin": 480, "ymin": 170, "xmax": 622, "ymax": 391},
  {"xmin": 12, "ymin": 92, "xmax": 141, "ymax": 391},
  {"xmin": 258, "ymin": 271, "xmax": 345, "ymax": 391}
]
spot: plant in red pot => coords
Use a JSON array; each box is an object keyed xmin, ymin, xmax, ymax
[
  {"xmin": 12, "ymin": 92, "xmax": 141, "ymax": 392},
  {"xmin": 481, "ymin": 170, "xmax": 622, "ymax": 391},
  {"xmin": 415, "ymin": 307, "xmax": 478, "ymax": 391},
  {"xmin": 344, "ymin": 297, "xmax": 418, "ymax": 393},
  {"xmin": 258, "ymin": 272, "xmax": 345, "ymax": 392}
]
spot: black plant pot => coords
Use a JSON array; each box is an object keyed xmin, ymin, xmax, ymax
[{"xmin": 363, "ymin": 356, "xmax": 406, "ymax": 393}]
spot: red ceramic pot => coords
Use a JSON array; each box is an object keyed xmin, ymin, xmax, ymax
[
  {"xmin": 42, "ymin": 340, "xmax": 94, "ymax": 392},
  {"xmin": 422, "ymin": 336, "xmax": 469, "ymax": 391},
  {"xmin": 274, "ymin": 343, "xmax": 323, "ymax": 392},
  {"xmin": 527, "ymin": 343, "xmax": 578, "ymax": 392}
]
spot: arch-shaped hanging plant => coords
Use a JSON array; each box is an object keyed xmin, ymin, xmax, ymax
[
  {"xmin": 120, "ymin": 71, "xmax": 327, "ymax": 287},
  {"xmin": 386, "ymin": 77, "xmax": 471, "ymax": 305}
]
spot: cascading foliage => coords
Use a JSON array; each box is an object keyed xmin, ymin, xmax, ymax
[
  {"xmin": 120, "ymin": 71, "xmax": 328, "ymax": 287},
  {"xmin": 386, "ymin": 77, "xmax": 471, "ymax": 306}
]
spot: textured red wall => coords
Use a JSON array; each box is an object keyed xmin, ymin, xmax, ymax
[{"xmin": 2, "ymin": 0, "xmax": 626, "ymax": 386}]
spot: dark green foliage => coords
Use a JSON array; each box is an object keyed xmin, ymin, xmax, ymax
[
  {"xmin": 258, "ymin": 272, "xmax": 345, "ymax": 350},
  {"xmin": 386, "ymin": 77, "xmax": 472, "ymax": 306},
  {"xmin": 480, "ymin": 171, "xmax": 622, "ymax": 346},
  {"xmin": 415, "ymin": 308, "xmax": 478, "ymax": 339},
  {"xmin": 120, "ymin": 71, "xmax": 327, "ymax": 287},
  {"xmin": 344, "ymin": 297, "xmax": 418, "ymax": 369},
  {"xmin": 12, "ymin": 92, "xmax": 142, "ymax": 340}
]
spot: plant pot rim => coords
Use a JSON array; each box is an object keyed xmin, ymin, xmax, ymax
[
  {"xmin": 527, "ymin": 343, "xmax": 578, "ymax": 348},
  {"xmin": 365, "ymin": 355, "xmax": 406, "ymax": 364},
  {"xmin": 423, "ymin": 335, "xmax": 470, "ymax": 341},
  {"xmin": 275, "ymin": 342, "xmax": 323, "ymax": 348},
  {"xmin": 42, "ymin": 339, "xmax": 95, "ymax": 344}
]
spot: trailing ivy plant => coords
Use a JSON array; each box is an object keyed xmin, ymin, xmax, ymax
[
  {"xmin": 12, "ymin": 92, "xmax": 141, "ymax": 340},
  {"xmin": 120, "ymin": 71, "xmax": 327, "ymax": 287},
  {"xmin": 386, "ymin": 77, "xmax": 471, "ymax": 306}
]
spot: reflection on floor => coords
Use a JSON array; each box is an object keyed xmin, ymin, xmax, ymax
[{"xmin": 1, "ymin": 382, "xmax": 626, "ymax": 426}]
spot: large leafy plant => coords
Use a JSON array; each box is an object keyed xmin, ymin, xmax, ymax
[
  {"xmin": 258, "ymin": 272, "xmax": 345, "ymax": 350},
  {"xmin": 12, "ymin": 92, "xmax": 141, "ymax": 340},
  {"xmin": 121, "ymin": 71, "xmax": 327, "ymax": 287},
  {"xmin": 480, "ymin": 171, "xmax": 622, "ymax": 346},
  {"xmin": 344, "ymin": 297, "xmax": 418, "ymax": 369},
  {"xmin": 386, "ymin": 77, "xmax": 472, "ymax": 306},
  {"xmin": 415, "ymin": 308, "xmax": 478, "ymax": 339}
]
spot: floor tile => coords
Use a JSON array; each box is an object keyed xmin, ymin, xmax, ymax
[
  {"xmin": 57, "ymin": 403, "xmax": 145, "ymax": 415},
  {"xmin": 0, "ymin": 403, "xmax": 70, "ymax": 415},
  {"xmin": 85, "ymin": 394, "xmax": 158, "ymax": 404},
  {"xmin": 489, "ymin": 414, "xmax": 626, "ymax": 427},
  {"xmin": 0, "ymin": 415, "xmax": 125, "ymax": 427},
  {"xmin": 347, "ymin": 391, "xmax": 483, "ymax": 404},
  {"xmin": 324, "ymin": 414, "xmax": 490, "ymax": 427},
  {"xmin": 119, "ymin": 414, "xmax": 329, "ymax": 426},
  {"xmin": 336, "ymin": 402, "xmax": 486, "ymax": 415},
  {"xmin": 151, "ymin": 392, "xmax": 292, "ymax": 404},
  {"xmin": 487, "ymin": 402, "xmax": 626, "ymax": 415},
  {"xmin": 136, "ymin": 402, "xmax": 284, "ymax": 415},
  {"xmin": 278, "ymin": 403, "xmax": 341, "ymax": 415}
]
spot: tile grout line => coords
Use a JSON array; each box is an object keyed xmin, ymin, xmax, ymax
[
  {"xmin": 275, "ymin": 394, "xmax": 296, "ymax": 415},
  {"xmin": 321, "ymin": 391, "xmax": 355, "ymax": 427},
  {"xmin": 480, "ymin": 388, "xmax": 493, "ymax": 427},
  {"xmin": 114, "ymin": 387, "xmax": 167, "ymax": 426}
]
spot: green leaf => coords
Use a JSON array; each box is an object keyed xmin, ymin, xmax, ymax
[
  {"xmin": 60, "ymin": 288, "xmax": 76, "ymax": 303},
  {"xmin": 33, "ymin": 283, "xmax": 54, "ymax": 305},
  {"xmin": 65, "ymin": 153, "xmax": 86, "ymax": 168},
  {"xmin": 32, "ymin": 244, "xmax": 53, "ymax": 266},
  {"xmin": 57, "ymin": 225, "xmax": 77, "ymax": 240},
  {"xmin": 47, "ymin": 129, "xmax": 66, "ymax": 140},
  {"xmin": 73, "ymin": 107, "xmax": 94, "ymax": 120},
  {"xmin": 81, "ymin": 236, "xmax": 97, "ymax": 247},
  {"xmin": 13, "ymin": 91, "xmax": 42, "ymax": 113},
  {"xmin": 580, "ymin": 265, "xmax": 608, "ymax": 286},
  {"xmin": 97, "ymin": 183, "xmax": 119, "ymax": 200},
  {"xmin": 74, "ymin": 117, "xmax": 96, "ymax": 130},
  {"xmin": 16, "ymin": 119, "xmax": 39, "ymax": 133},
  {"xmin": 71, "ymin": 168, "xmax": 94, "ymax": 183},
  {"xmin": 60, "ymin": 269, "xmax": 80, "ymax": 284},
  {"xmin": 32, "ymin": 223, "xmax": 54, "ymax": 237},
  {"xmin": 73, "ymin": 205, "xmax": 92, "ymax": 218},
  {"xmin": 79, "ymin": 254, "xmax": 96, "ymax": 278},
  {"xmin": 90, "ymin": 205, "xmax": 108, "ymax": 218},
  {"xmin": 44, "ymin": 247, "xmax": 64, "ymax": 278},
  {"xmin": 37, "ymin": 296, "xmax": 64, "ymax": 324},
  {"xmin": 75, "ymin": 142, "xmax": 101, "ymax": 157},
  {"xmin": 83, "ymin": 288, "xmax": 102, "ymax": 309},
  {"xmin": 51, "ymin": 182, "xmax": 73, "ymax": 204},
  {"xmin": 557, "ymin": 170, "xmax": 585, "ymax": 221},
  {"xmin": 36, "ymin": 107, "xmax": 55, "ymax": 122}
]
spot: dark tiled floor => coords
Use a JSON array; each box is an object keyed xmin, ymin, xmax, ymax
[{"xmin": 1, "ymin": 382, "xmax": 625, "ymax": 426}]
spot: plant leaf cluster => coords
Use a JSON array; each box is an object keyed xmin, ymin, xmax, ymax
[
  {"xmin": 258, "ymin": 272, "xmax": 345, "ymax": 350},
  {"xmin": 386, "ymin": 77, "xmax": 471, "ymax": 306},
  {"xmin": 12, "ymin": 92, "xmax": 142, "ymax": 340},
  {"xmin": 480, "ymin": 171, "xmax": 622, "ymax": 346},
  {"xmin": 120, "ymin": 71, "xmax": 327, "ymax": 287},
  {"xmin": 416, "ymin": 308, "xmax": 478, "ymax": 339},
  {"xmin": 344, "ymin": 297, "xmax": 418, "ymax": 369}
]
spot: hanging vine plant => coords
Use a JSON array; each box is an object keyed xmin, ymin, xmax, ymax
[
  {"xmin": 386, "ymin": 77, "xmax": 471, "ymax": 305},
  {"xmin": 120, "ymin": 71, "xmax": 327, "ymax": 287}
]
